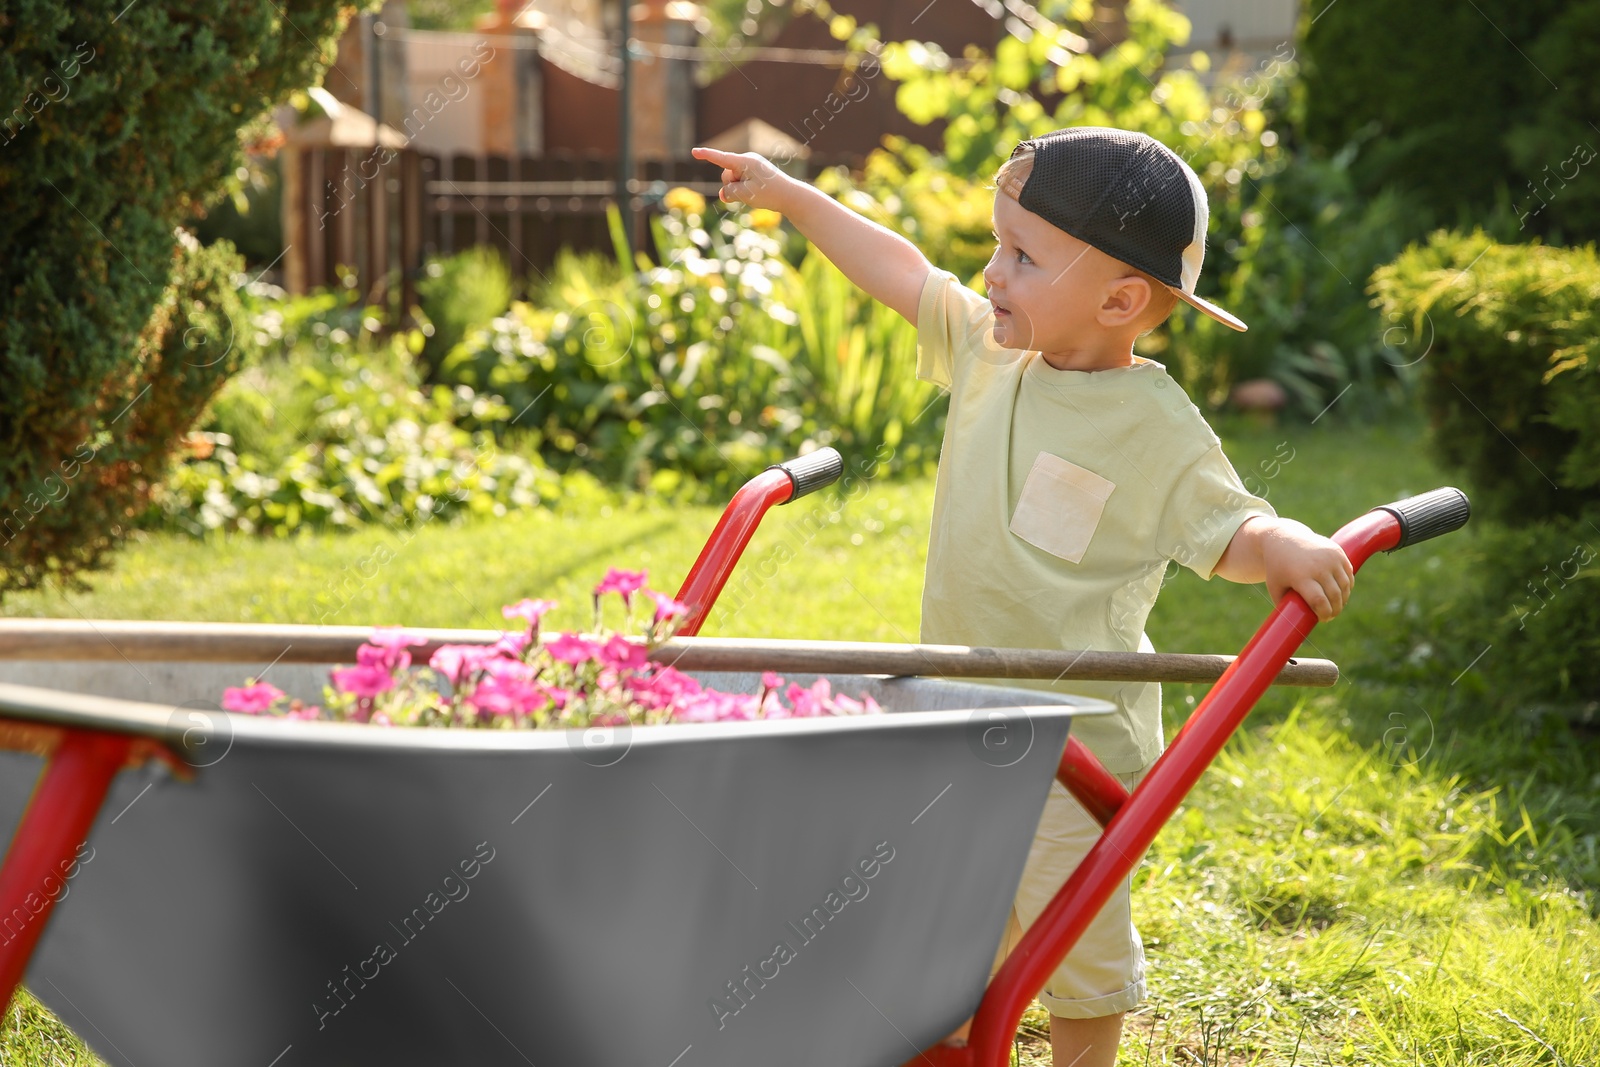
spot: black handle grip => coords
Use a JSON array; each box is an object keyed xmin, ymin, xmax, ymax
[
  {"xmin": 770, "ymin": 448, "xmax": 845, "ymax": 503},
  {"xmin": 1374, "ymin": 487, "xmax": 1471, "ymax": 550}
]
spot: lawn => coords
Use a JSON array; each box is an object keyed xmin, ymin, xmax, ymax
[{"xmin": 2, "ymin": 417, "xmax": 1597, "ymax": 1065}]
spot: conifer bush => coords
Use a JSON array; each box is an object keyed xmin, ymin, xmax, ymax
[{"xmin": 0, "ymin": 0, "xmax": 363, "ymax": 597}]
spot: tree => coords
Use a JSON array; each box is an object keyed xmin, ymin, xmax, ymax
[{"xmin": 0, "ymin": 1, "xmax": 366, "ymax": 597}]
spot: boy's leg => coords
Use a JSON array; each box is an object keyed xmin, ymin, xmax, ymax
[
  {"xmin": 942, "ymin": 1013, "xmax": 1123, "ymax": 1066},
  {"xmin": 943, "ymin": 767, "xmax": 1152, "ymax": 1056},
  {"xmin": 1049, "ymin": 1013, "xmax": 1123, "ymax": 1067}
]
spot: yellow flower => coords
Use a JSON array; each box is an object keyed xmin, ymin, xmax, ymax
[
  {"xmin": 663, "ymin": 187, "xmax": 706, "ymax": 216},
  {"xmin": 748, "ymin": 208, "xmax": 783, "ymax": 231}
]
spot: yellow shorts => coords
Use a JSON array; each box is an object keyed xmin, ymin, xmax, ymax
[{"xmin": 989, "ymin": 766, "xmax": 1151, "ymax": 1019}]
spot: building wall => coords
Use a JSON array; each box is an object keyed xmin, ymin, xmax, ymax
[
  {"xmin": 697, "ymin": 0, "xmax": 1008, "ymax": 165},
  {"xmin": 1177, "ymin": 0, "xmax": 1298, "ymax": 53},
  {"xmin": 402, "ymin": 34, "xmax": 490, "ymax": 154}
]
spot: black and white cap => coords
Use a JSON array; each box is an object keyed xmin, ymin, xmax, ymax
[{"xmin": 1012, "ymin": 127, "xmax": 1246, "ymax": 332}]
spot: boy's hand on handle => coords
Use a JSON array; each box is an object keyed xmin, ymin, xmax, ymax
[
  {"xmin": 1215, "ymin": 516, "xmax": 1354, "ymax": 623},
  {"xmin": 692, "ymin": 147, "xmax": 794, "ymax": 212},
  {"xmin": 1259, "ymin": 520, "xmax": 1354, "ymax": 622}
]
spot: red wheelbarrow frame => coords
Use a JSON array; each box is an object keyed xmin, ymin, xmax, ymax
[{"xmin": 0, "ymin": 448, "xmax": 1469, "ymax": 1067}]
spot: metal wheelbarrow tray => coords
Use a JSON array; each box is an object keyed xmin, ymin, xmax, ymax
[{"xmin": 0, "ymin": 449, "xmax": 1472, "ymax": 1067}]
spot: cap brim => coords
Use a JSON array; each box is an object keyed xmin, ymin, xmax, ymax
[{"xmin": 1170, "ymin": 286, "xmax": 1247, "ymax": 332}]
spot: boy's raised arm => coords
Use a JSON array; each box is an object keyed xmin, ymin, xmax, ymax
[{"xmin": 692, "ymin": 147, "xmax": 933, "ymax": 324}]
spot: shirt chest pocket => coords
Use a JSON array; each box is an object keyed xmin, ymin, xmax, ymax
[{"xmin": 1008, "ymin": 452, "xmax": 1116, "ymax": 564}]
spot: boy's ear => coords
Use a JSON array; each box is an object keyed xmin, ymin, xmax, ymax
[{"xmin": 1098, "ymin": 275, "xmax": 1153, "ymax": 328}]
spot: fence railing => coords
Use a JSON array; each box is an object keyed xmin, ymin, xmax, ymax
[{"xmin": 287, "ymin": 147, "xmax": 838, "ymax": 325}]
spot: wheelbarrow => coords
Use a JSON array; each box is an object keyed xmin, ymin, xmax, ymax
[{"xmin": 0, "ymin": 448, "xmax": 1470, "ymax": 1067}]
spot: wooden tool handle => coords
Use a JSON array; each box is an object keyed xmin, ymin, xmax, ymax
[
  {"xmin": 648, "ymin": 637, "xmax": 1337, "ymax": 686},
  {"xmin": 0, "ymin": 619, "xmax": 1338, "ymax": 686}
]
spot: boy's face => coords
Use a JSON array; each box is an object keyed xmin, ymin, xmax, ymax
[{"xmin": 983, "ymin": 193, "xmax": 1146, "ymax": 360}]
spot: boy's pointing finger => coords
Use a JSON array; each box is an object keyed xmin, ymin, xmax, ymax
[{"xmin": 692, "ymin": 146, "xmax": 736, "ymax": 167}]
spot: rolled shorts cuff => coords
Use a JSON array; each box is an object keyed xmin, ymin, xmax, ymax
[{"xmin": 1039, "ymin": 975, "xmax": 1147, "ymax": 1020}]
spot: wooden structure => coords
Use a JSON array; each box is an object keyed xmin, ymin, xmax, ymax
[{"xmin": 279, "ymin": 141, "xmax": 850, "ymax": 323}]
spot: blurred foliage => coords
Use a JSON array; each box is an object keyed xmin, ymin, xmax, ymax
[
  {"xmin": 1371, "ymin": 231, "xmax": 1600, "ymax": 525},
  {"xmin": 1509, "ymin": 2, "xmax": 1600, "ymax": 242},
  {"xmin": 190, "ymin": 153, "xmax": 286, "ymax": 269},
  {"xmin": 439, "ymin": 197, "xmax": 943, "ymax": 497},
  {"xmin": 1300, "ymin": 0, "xmax": 1600, "ymax": 246},
  {"xmin": 0, "ymin": 0, "xmax": 365, "ymax": 600},
  {"xmin": 417, "ymin": 246, "xmax": 513, "ymax": 379},
  {"xmin": 1372, "ymin": 231, "xmax": 1600, "ymax": 705},
  {"xmin": 153, "ymin": 281, "xmax": 582, "ymax": 536},
  {"xmin": 1447, "ymin": 509, "xmax": 1600, "ymax": 705},
  {"xmin": 405, "ymin": 0, "xmax": 495, "ymax": 32},
  {"xmin": 814, "ymin": 138, "xmax": 1000, "ymax": 287},
  {"xmin": 1177, "ymin": 141, "xmax": 1423, "ymax": 416}
]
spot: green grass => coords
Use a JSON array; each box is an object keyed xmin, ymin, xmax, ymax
[{"xmin": 3, "ymin": 417, "xmax": 1597, "ymax": 1065}]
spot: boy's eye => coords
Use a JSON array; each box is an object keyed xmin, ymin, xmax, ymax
[{"xmin": 1015, "ymin": 249, "xmax": 1032, "ymax": 264}]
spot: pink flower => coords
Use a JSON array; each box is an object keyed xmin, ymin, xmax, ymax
[
  {"xmin": 829, "ymin": 694, "xmax": 868, "ymax": 715},
  {"xmin": 670, "ymin": 692, "xmax": 721, "ymax": 723},
  {"xmin": 353, "ymin": 629, "xmax": 426, "ymax": 683},
  {"xmin": 644, "ymin": 589, "xmax": 689, "ymax": 625},
  {"xmin": 626, "ymin": 666, "xmax": 701, "ymax": 710},
  {"xmin": 366, "ymin": 627, "xmax": 427, "ymax": 672},
  {"xmin": 761, "ymin": 691, "xmax": 791, "ymax": 719},
  {"xmin": 481, "ymin": 655, "xmax": 535, "ymax": 681},
  {"xmin": 503, "ymin": 598, "xmax": 558, "ymax": 629},
  {"xmin": 222, "ymin": 681, "xmax": 284, "ymax": 714},
  {"xmin": 671, "ymin": 689, "xmax": 759, "ymax": 723},
  {"xmin": 761, "ymin": 671, "xmax": 784, "ymax": 691},
  {"xmin": 600, "ymin": 635, "xmax": 650, "ymax": 672},
  {"xmin": 286, "ymin": 703, "xmax": 323, "ymax": 721},
  {"xmin": 546, "ymin": 632, "xmax": 601, "ymax": 665},
  {"xmin": 784, "ymin": 678, "xmax": 832, "ymax": 718},
  {"xmin": 332, "ymin": 664, "xmax": 396, "ymax": 699},
  {"xmin": 469, "ymin": 674, "xmax": 545, "ymax": 718},
  {"xmin": 594, "ymin": 567, "xmax": 647, "ymax": 605},
  {"xmin": 494, "ymin": 630, "xmax": 532, "ymax": 658},
  {"xmin": 429, "ymin": 644, "xmax": 496, "ymax": 687}
]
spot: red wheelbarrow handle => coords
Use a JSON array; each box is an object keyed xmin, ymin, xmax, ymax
[
  {"xmin": 673, "ymin": 448, "xmax": 845, "ymax": 636},
  {"xmin": 910, "ymin": 487, "xmax": 1471, "ymax": 1067}
]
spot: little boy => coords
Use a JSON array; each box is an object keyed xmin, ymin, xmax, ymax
[{"xmin": 694, "ymin": 128, "xmax": 1353, "ymax": 1067}]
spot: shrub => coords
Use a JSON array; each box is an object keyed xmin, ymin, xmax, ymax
[
  {"xmin": 1372, "ymin": 231, "xmax": 1600, "ymax": 705},
  {"xmin": 1454, "ymin": 509, "xmax": 1600, "ymax": 704},
  {"xmin": 441, "ymin": 199, "xmax": 943, "ymax": 496},
  {"xmin": 417, "ymin": 247, "xmax": 513, "ymax": 379},
  {"xmin": 154, "ymin": 292, "xmax": 575, "ymax": 536},
  {"xmin": 0, "ymin": 0, "xmax": 359, "ymax": 598},
  {"xmin": 1370, "ymin": 231, "xmax": 1600, "ymax": 524}
]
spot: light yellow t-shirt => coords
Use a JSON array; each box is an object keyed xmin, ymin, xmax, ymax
[{"xmin": 916, "ymin": 269, "xmax": 1274, "ymax": 773}]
